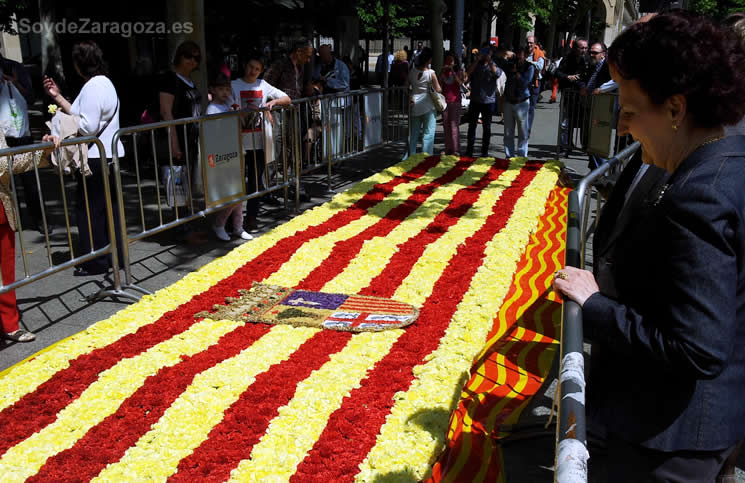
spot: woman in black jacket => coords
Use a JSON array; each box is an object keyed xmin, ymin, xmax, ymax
[{"xmin": 554, "ymin": 12, "xmax": 745, "ymax": 482}]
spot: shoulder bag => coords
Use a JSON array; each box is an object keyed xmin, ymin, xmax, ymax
[{"xmin": 428, "ymin": 71, "xmax": 447, "ymax": 112}]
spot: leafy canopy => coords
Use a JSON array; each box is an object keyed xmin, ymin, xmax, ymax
[{"xmin": 356, "ymin": 0, "xmax": 425, "ymax": 38}]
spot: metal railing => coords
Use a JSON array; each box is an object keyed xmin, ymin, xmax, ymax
[
  {"xmin": 110, "ymin": 104, "xmax": 300, "ymax": 292},
  {"xmin": 0, "ymin": 136, "xmax": 138, "ymax": 302},
  {"xmin": 1, "ymin": 87, "xmax": 407, "ymax": 320},
  {"xmin": 554, "ymin": 140, "xmax": 640, "ymax": 483},
  {"xmin": 290, "ymin": 86, "xmax": 409, "ymax": 190},
  {"xmin": 557, "ymin": 85, "xmax": 624, "ymax": 161}
]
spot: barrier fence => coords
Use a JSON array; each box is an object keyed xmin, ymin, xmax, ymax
[
  {"xmin": 0, "ymin": 136, "xmax": 137, "ymax": 302},
  {"xmin": 291, "ymin": 86, "xmax": 409, "ymax": 189},
  {"xmin": 557, "ymin": 86, "xmax": 626, "ymax": 164},
  {"xmin": 111, "ymin": 104, "xmax": 300, "ymax": 291},
  {"xmin": 554, "ymin": 140, "xmax": 640, "ymax": 483},
  {"xmin": 1, "ymin": 86, "xmax": 409, "ymax": 309}
]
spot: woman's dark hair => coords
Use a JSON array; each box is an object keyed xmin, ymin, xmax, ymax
[
  {"xmin": 608, "ymin": 10, "xmax": 745, "ymax": 128},
  {"xmin": 443, "ymin": 51, "xmax": 460, "ymax": 71},
  {"xmin": 415, "ymin": 46, "xmax": 433, "ymax": 68},
  {"xmin": 72, "ymin": 41, "xmax": 108, "ymax": 78},
  {"xmin": 173, "ymin": 40, "xmax": 201, "ymax": 66}
]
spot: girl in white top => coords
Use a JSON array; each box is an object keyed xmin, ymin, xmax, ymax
[
  {"xmin": 230, "ymin": 55, "xmax": 291, "ymax": 230},
  {"xmin": 405, "ymin": 47, "xmax": 441, "ymax": 159},
  {"xmin": 207, "ymin": 73, "xmax": 253, "ymax": 242},
  {"xmin": 43, "ymin": 40, "xmax": 125, "ymax": 275}
]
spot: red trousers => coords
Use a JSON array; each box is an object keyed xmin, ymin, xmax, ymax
[{"xmin": 0, "ymin": 203, "xmax": 19, "ymax": 334}]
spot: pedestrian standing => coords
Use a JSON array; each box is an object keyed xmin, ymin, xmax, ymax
[
  {"xmin": 464, "ymin": 46, "xmax": 500, "ymax": 158},
  {"xmin": 43, "ymin": 40, "xmax": 127, "ymax": 273},
  {"xmin": 439, "ymin": 53, "xmax": 464, "ymax": 155},
  {"xmin": 206, "ymin": 72, "xmax": 253, "ymax": 242},
  {"xmin": 405, "ymin": 47, "xmax": 441, "ymax": 158},
  {"xmin": 502, "ymin": 47, "xmax": 535, "ymax": 158},
  {"xmin": 232, "ymin": 55, "xmax": 291, "ymax": 232}
]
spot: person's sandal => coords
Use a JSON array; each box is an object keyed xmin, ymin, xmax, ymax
[{"xmin": 5, "ymin": 329, "xmax": 36, "ymax": 343}]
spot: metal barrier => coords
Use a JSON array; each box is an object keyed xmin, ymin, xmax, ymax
[
  {"xmin": 110, "ymin": 104, "xmax": 300, "ymax": 292},
  {"xmin": 0, "ymin": 136, "xmax": 138, "ymax": 302},
  {"xmin": 554, "ymin": 140, "xmax": 640, "ymax": 483},
  {"xmin": 290, "ymin": 86, "xmax": 409, "ymax": 190},
  {"xmin": 2, "ymin": 88, "xmax": 404, "ymax": 313},
  {"xmin": 557, "ymin": 85, "xmax": 625, "ymax": 162}
]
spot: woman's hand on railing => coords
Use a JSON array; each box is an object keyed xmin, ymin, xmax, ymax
[
  {"xmin": 552, "ymin": 266, "xmax": 599, "ymax": 306},
  {"xmin": 41, "ymin": 134, "xmax": 61, "ymax": 154}
]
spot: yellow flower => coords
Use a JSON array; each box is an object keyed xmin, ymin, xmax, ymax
[{"xmin": 47, "ymin": 104, "xmax": 58, "ymax": 115}]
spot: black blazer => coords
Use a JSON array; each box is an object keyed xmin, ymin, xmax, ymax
[{"xmin": 583, "ymin": 136, "xmax": 745, "ymax": 451}]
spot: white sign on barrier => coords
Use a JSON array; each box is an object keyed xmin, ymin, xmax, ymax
[
  {"xmin": 364, "ymin": 92, "xmax": 383, "ymax": 149},
  {"xmin": 323, "ymin": 98, "xmax": 344, "ymax": 159},
  {"xmin": 200, "ymin": 115, "xmax": 245, "ymax": 208}
]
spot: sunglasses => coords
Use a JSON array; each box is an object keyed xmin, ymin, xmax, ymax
[
  {"xmin": 589, "ymin": 51, "xmax": 603, "ymax": 55},
  {"xmin": 186, "ymin": 53, "xmax": 201, "ymax": 62}
]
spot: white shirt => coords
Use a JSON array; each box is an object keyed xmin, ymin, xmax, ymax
[
  {"xmin": 231, "ymin": 78, "xmax": 288, "ymax": 161},
  {"xmin": 206, "ymin": 102, "xmax": 230, "ymax": 115},
  {"xmin": 408, "ymin": 67, "xmax": 435, "ymax": 117},
  {"xmin": 70, "ymin": 75, "xmax": 124, "ymax": 159}
]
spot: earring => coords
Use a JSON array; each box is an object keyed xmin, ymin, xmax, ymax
[{"xmin": 672, "ymin": 123, "xmax": 678, "ymax": 131}]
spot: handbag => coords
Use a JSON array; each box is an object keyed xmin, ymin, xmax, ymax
[
  {"xmin": 428, "ymin": 71, "xmax": 447, "ymax": 112},
  {"xmin": 161, "ymin": 164, "xmax": 190, "ymax": 207},
  {"xmin": 0, "ymin": 80, "xmax": 28, "ymax": 139},
  {"xmin": 429, "ymin": 81, "xmax": 447, "ymax": 113}
]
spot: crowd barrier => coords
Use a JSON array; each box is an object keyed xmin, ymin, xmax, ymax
[
  {"xmin": 1, "ymin": 87, "xmax": 409, "ymax": 310},
  {"xmin": 554, "ymin": 140, "xmax": 641, "ymax": 483},
  {"xmin": 111, "ymin": 104, "xmax": 300, "ymax": 291},
  {"xmin": 291, "ymin": 86, "xmax": 409, "ymax": 189},
  {"xmin": 557, "ymin": 86, "xmax": 626, "ymax": 162},
  {"xmin": 0, "ymin": 136, "xmax": 138, "ymax": 302}
]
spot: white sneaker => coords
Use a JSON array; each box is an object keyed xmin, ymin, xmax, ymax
[
  {"xmin": 239, "ymin": 231, "xmax": 253, "ymax": 240},
  {"xmin": 213, "ymin": 225, "xmax": 230, "ymax": 241}
]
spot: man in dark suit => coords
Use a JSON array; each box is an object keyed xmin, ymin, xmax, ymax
[
  {"xmin": 580, "ymin": 43, "xmax": 612, "ymax": 170},
  {"xmin": 555, "ymin": 39, "xmax": 589, "ymax": 156}
]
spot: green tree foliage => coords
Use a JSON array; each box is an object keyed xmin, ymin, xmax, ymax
[
  {"xmin": 356, "ymin": 0, "xmax": 425, "ymax": 38},
  {"xmin": 498, "ymin": 0, "xmax": 553, "ymax": 30},
  {"xmin": 689, "ymin": 0, "xmax": 745, "ymax": 18},
  {"xmin": 0, "ymin": 0, "xmax": 30, "ymax": 33}
]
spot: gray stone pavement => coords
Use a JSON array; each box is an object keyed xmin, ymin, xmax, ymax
[{"xmin": 2, "ymin": 93, "xmax": 741, "ymax": 481}]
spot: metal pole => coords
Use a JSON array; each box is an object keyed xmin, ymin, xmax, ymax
[{"xmin": 555, "ymin": 190, "xmax": 588, "ymax": 483}]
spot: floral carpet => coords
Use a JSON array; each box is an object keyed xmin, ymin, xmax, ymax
[{"xmin": 0, "ymin": 153, "xmax": 565, "ymax": 482}]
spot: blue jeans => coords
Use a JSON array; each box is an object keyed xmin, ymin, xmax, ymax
[
  {"xmin": 504, "ymin": 99, "xmax": 531, "ymax": 158},
  {"xmin": 406, "ymin": 110, "xmax": 436, "ymax": 159},
  {"xmin": 528, "ymin": 86, "xmax": 540, "ymax": 136}
]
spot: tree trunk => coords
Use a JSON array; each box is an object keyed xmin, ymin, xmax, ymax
[
  {"xmin": 428, "ymin": 0, "xmax": 443, "ymax": 73},
  {"xmin": 546, "ymin": 0, "xmax": 561, "ymax": 57}
]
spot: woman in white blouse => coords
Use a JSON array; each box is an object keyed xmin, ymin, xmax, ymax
[
  {"xmin": 405, "ymin": 47, "xmax": 442, "ymax": 159},
  {"xmin": 43, "ymin": 40, "xmax": 125, "ymax": 276}
]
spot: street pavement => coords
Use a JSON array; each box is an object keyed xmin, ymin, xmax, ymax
[{"xmin": 2, "ymin": 93, "xmax": 741, "ymax": 482}]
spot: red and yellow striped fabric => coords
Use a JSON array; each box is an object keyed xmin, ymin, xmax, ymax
[
  {"xmin": 0, "ymin": 154, "xmax": 564, "ymax": 482},
  {"xmin": 429, "ymin": 187, "xmax": 567, "ymax": 482}
]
